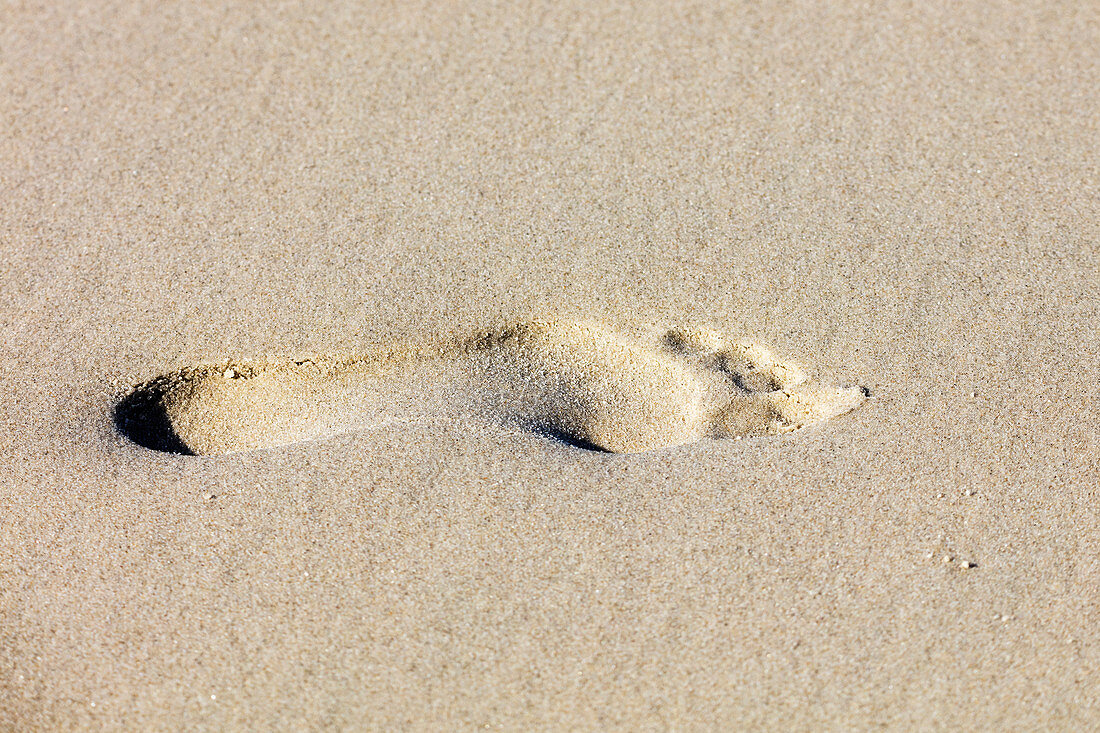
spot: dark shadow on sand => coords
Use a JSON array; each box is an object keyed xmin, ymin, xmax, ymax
[
  {"xmin": 532, "ymin": 424, "xmax": 612, "ymax": 454},
  {"xmin": 113, "ymin": 379, "xmax": 193, "ymax": 455}
]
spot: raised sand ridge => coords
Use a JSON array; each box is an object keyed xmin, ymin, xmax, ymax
[{"xmin": 115, "ymin": 321, "xmax": 867, "ymax": 455}]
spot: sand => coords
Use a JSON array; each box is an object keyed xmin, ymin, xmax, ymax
[{"xmin": 2, "ymin": 0, "xmax": 1098, "ymax": 729}]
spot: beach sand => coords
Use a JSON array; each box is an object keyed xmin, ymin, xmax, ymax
[{"xmin": 2, "ymin": 0, "xmax": 1098, "ymax": 729}]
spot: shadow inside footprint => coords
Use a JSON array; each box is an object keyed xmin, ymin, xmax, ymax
[
  {"xmin": 114, "ymin": 379, "xmax": 193, "ymax": 455},
  {"xmin": 530, "ymin": 424, "xmax": 613, "ymax": 453}
]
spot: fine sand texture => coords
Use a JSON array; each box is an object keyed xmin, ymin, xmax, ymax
[{"xmin": 2, "ymin": 0, "xmax": 1099, "ymax": 730}]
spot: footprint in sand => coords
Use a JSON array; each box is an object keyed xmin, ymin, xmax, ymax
[{"xmin": 114, "ymin": 320, "xmax": 868, "ymax": 455}]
